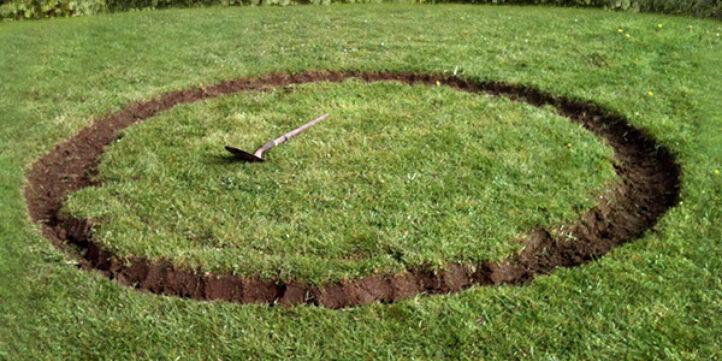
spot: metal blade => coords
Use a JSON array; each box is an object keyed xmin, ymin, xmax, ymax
[{"xmin": 224, "ymin": 145, "xmax": 265, "ymax": 162}]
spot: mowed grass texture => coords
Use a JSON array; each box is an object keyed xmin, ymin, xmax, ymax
[
  {"xmin": 1, "ymin": 5, "xmax": 720, "ymax": 359},
  {"xmin": 64, "ymin": 81, "xmax": 615, "ymax": 282}
]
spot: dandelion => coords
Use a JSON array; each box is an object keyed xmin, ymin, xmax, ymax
[
  {"xmin": 647, "ymin": 90, "xmax": 654, "ymax": 97},
  {"xmin": 657, "ymin": 23, "xmax": 663, "ymax": 29},
  {"xmin": 618, "ymin": 28, "xmax": 624, "ymax": 33},
  {"xmin": 715, "ymin": 169, "xmax": 720, "ymax": 176},
  {"xmin": 625, "ymin": 34, "xmax": 631, "ymax": 39},
  {"xmin": 436, "ymin": 80, "xmax": 441, "ymax": 87}
]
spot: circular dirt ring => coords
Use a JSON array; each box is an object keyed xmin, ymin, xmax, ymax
[{"xmin": 25, "ymin": 71, "xmax": 681, "ymax": 309}]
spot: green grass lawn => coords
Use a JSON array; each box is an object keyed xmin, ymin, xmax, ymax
[
  {"xmin": 64, "ymin": 80, "xmax": 615, "ymax": 283},
  {"xmin": 1, "ymin": 4, "xmax": 720, "ymax": 359}
]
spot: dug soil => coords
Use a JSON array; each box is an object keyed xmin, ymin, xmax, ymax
[{"xmin": 25, "ymin": 71, "xmax": 681, "ymax": 309}]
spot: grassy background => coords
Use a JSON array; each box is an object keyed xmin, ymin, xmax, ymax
[
  {"xmin": 2, "ymin": 0, "xmax": 721, "ymax": 20},
  {"xmin": 64, "ymin": 80, "xmax": 615, "ymax": 283},
  {"xmin": 1, "ymin": 4, "xmax": 720, "ymax": 359}
]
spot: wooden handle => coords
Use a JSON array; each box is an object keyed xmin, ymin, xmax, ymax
[{"xmin": 254, "ymin": 113, "xmax": 330, "ymax": 158}]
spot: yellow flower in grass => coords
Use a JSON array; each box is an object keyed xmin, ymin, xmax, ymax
[
  {"xmin": 647, "ymin": 90, "xmax": 654, "ymax": 97},
  {"xmin": 714, "ymin": 169, "xmax": 720, "ymax": 176}
]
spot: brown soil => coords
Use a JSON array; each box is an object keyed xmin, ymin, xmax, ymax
[{"xmin": 24, "ymin": 71, "xmax": 681, "ymax": 309}]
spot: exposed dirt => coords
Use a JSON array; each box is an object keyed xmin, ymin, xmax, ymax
[{"xmin": 24, "ymin": 70, "xmax": 681, "ymax": 309}]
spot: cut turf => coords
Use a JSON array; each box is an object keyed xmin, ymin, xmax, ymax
[{"xmin": 63, "ymin": 80, "xmax": 616, "ymax": 282}]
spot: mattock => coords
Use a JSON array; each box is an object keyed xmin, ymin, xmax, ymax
[{"xmin": 225, "ymin": 113, "xmax": 330, "ymax": 162}]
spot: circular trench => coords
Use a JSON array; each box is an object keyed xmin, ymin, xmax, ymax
[{"xmin": 25, "ymin": 71, "xmax": 681, "ymax": 309}]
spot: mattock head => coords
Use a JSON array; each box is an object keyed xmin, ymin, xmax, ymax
[{"xmin": 224, "ymin": 146, "xmax": 265, "ymax": 162}]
